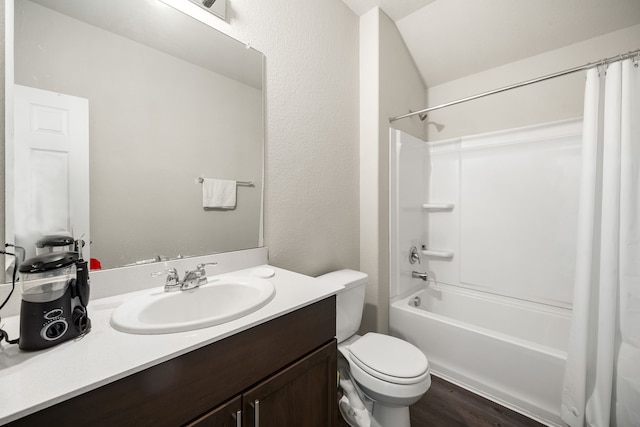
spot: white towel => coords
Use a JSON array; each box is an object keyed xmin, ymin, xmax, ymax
[{"xmin": 202, "ymin": 178, "xmax": 236, "ymax": 209}]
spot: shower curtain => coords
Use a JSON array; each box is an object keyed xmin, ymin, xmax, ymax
[{"xmin": 561, "ymin": 59, "xmax": 640, "ymax": 427}]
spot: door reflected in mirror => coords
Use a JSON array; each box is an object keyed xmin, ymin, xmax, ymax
[{"xmin": 6, "ymin": 0, "xmax": 264, "ymax": 275}]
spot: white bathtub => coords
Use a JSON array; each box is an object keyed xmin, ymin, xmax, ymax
[{"xmin": 390, "ymin": 285, "xmax": 571, "ymax": 427}]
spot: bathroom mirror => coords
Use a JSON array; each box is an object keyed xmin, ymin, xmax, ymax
[{"xmin": 5, "ymin": 0, "xmax": 264, "ymax": 272}]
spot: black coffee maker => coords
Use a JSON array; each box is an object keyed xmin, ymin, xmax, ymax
[{"xmin": 18, "ymin": 251, "xmax": 91, "ymax": 351}]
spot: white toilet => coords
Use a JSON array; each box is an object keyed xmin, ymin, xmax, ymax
[{"xmin": 316, "ymin": 270, "xmax": 431, "ymax": 427}]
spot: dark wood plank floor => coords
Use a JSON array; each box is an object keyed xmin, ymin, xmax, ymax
[{"xmin": 339, "ymin": 375, "xmax": 545, "ymax": 427}]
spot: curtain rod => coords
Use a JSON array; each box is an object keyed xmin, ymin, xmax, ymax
[{"xmin": 389, "ymin": 48, "xmax": 640, "ymax": 123}]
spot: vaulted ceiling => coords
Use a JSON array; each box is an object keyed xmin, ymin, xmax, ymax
[{"xmin": 343, "ymin": 0, "xmax": 640, "ymax": 86}]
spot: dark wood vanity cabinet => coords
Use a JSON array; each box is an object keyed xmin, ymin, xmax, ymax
[
  {"xmin": 188, "ymin": 341, "xmax": 336, "ymax": 427},
  {"xmin": 8, "ymin": 297, "xmax": 337, "ymax": 427},
  {"xmin": 186, "ymin": 396, "xmax": 243, "ymax": 427},
  {"xmin": 242, "ymin": 341, "xmax": 336, "ymax": 427}
]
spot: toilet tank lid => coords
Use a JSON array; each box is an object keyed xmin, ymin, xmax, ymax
[{"xmin": 315, "ymin": 269, "xmax": 368, "ymax": 289}]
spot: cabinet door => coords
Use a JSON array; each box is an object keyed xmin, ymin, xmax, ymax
[
  {"xmin": 243, "ymin": 340, "xmax": 337, "ymax": 427},
  {"xmin": 186, "ymin": 396, "xmax": 242, "ymax": 427}
]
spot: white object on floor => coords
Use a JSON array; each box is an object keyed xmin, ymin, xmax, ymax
[{"xmin": 339, "ymin": 379, "xmax": 370, "ymax": 427}]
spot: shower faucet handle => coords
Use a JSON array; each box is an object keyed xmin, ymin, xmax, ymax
[{"xmin": 409, "ymin": 246, "xmax": 421, "ymax": 264}]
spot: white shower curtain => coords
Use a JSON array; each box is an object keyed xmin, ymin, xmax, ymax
[{"xmin": 561, "ymin": 59, "xmax": 640, "ymax": 427}]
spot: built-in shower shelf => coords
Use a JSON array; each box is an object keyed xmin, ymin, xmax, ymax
[
  {"xmin": 421, "ymin": 249, "xmax": 454, "ymax": 258},
  {"xmin": 421, "ymin": 203, "xmax": 455, "ymax": 211}
]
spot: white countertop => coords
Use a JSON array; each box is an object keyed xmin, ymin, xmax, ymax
[{"xmin": 0, "ymin": 265, "xmax": 343, "ymax": 425}]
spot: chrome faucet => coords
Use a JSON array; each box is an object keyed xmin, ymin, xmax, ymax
[
  {"xmin": 412, "ymin": 271, "xmax": 429, "ymax": 281},
  {"xmin": 152, "ymin": 263, "xmax": 218, "ymax": 292}
]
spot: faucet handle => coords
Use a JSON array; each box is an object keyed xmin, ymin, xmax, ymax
[
  {"xmin": 409, "ymin": 246, "xmax": 421, "ymax": 265},
  {"xmin": 152, "ymin": 267, "xmax": 180, "ymax": 291},
  {"xmin": 195, "ymin": 262, "xmax": 218, "ymax": 286},
  {"xmin": 196, "ymin": 262, "xmax": 218, "ymax": 271},
  {"xmin": 151, "ymin": 267, "xmax": 178, "ymax": 278}
]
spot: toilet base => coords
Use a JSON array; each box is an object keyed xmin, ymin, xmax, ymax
[
  {"xmin": 338, "ymin": 335, "xmax": 429, "ymax": 427},
  {"xmin": 371, "ymin": 402, "xmax": 411, "ymax": 427}
]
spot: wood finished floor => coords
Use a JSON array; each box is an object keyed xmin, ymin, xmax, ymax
[{"xmin": 339, "ymin": 376, "xmax": 545, "ymax": 427}]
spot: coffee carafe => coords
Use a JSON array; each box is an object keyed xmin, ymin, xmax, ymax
[{"xmin": 18, "ymin": 251, "xmax": 91, "ymax": 351}]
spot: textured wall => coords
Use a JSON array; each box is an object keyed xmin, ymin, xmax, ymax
[
  {"xmin": 359, "ymin": 8, "xmax": 426, "ymax": 333},
  {"xmin": 184, "ymin": 0, "xmax": 361, "ymax": 276}
]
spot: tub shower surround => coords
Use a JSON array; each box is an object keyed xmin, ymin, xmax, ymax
[{"xmin": 389, "ymin": 119, "xmax": 583, "ymax": 426}]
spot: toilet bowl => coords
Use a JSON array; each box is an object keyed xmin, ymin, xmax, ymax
[{"xmin": 316, "ymin": 270, "xmax": 431, "ymax": 427}]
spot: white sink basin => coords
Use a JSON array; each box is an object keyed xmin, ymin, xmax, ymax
[{"xmin": 110, "ymin": 276, "xmax": 275, "ymax": 334}]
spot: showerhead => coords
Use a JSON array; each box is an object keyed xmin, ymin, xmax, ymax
[
  {"xmin": 407, "ymin": 109, "xmax": 445, "ymax": 131},
  {"xmin": 409, "ymin": 109, "xmax": 428, "ymax": 121},
  {"xmin": 429, "ymin": 122, "xmax": 445, "ymax": 132}
]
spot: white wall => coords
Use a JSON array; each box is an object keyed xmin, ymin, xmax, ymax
[
  {"xmin": 426, "ymin": 24, "xmax": 640, "ymax": 141},
  {"xmin": 359, "ymin": 9, "xmax": 381, "ymax": 332},
  {"xmin": 178, "ymin": 0, "xmax": 361, "ymax": 276},
  {"xmin": 359, "ymin": 8, "xmax": 425, "ymax": 333}
]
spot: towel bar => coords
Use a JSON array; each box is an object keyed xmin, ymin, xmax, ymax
[{"xmin": 197, "ymin": 177, "xmax": 254, "ymax": 186}]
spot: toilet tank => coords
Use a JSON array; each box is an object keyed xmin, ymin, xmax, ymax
[{"xmin": 315, "ymin": 269, "xmax": 368, "ymax": 343}]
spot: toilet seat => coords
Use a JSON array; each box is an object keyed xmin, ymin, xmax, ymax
[{"xmin": 347, "ymin": 333, "xmax": 429, "ymax": 385}]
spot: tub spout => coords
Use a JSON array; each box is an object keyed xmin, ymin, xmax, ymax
[{"xmin": 412, "ymin": 271, "xmax": 429, "ymax": 281}]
